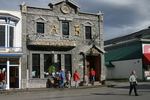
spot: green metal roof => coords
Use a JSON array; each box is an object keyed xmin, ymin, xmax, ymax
[{"xmin": 105, "ymin": 44, "xmax": 142, "ymax": 67}]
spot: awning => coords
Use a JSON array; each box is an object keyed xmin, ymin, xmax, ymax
[
  {"xmin": 105, "ymin": 44, "xmax": 142, "ymax": 67},
  {"xmin": 143, "ymin": 54, "xmax": 150, "ymax": 64},
  {"xmin": 105, "ymin": 61, "xmax": 115, "ymax": 67},
  {"xmin": 0, "ymin": 54, "xmax": 22, "ymax": 57}
]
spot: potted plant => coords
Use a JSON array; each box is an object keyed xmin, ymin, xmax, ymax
[{"xmin": 48, "ymin": 65, "xmax": 56, "ymax": 76}]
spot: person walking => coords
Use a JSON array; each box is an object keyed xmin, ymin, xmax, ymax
[
  {"xmin": 59, "ymin": 69, "xmax": 65, "ymax": 88},
  {"xmin": 129, "ymin": 71, "xmax": 138, "ymax": 96},
  {"xmin": 66, "ymin": 71, "xmax": 71, "ymax": 88},
  {"xmin": 73, "ymin": 70, "xmax": 80, "ymax": 88},
  {"xmin": 90, "ymin": 68, "xmax": 96, "ymax": 85}
]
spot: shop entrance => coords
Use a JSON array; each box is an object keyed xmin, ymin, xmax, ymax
[
  {"xmin": 10, "ymin": 66, "xmax": 19, "ymax": 88},
  {"xmin": 86, "ymin": 56, "xmax": 101, "ymax": 83}
]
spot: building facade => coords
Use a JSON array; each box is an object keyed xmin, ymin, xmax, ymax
[
  {"xmin": 0, "ymin": 10, "xmax": 22, "ymax": 89},
  {"xmin": 20, "ymin": 0, "xmax": 105, "ymax": 88},
  {"xmin": 105, "ymin": 27, "xmax": 150, "ymax": 80}
]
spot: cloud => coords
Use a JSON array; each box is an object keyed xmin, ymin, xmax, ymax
[{"xmin": 1, "ymin": 0, "xmax": 150, "ymax": 40}]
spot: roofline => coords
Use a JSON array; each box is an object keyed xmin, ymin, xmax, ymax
[
  {"xmin": 26, "ymin": 5, "xmax": 100, "ymax": 16},
  {"xmin": 49, "ymin": 0, "xmax": 81, "ymax": 8},
  {"xmin": 105, "ymin": 28, "xmax": 150, "ymax": 42},
  {"xmin": 26, "ymin": 6, "xmax": 50, "ymax": 10},
  {"xmin": 104, "ymin": 38, "xmax": 139, "ymax": 48},
  {"xmin": 0, "ymin": 12, "xmax": 20, "ymax": 20}
]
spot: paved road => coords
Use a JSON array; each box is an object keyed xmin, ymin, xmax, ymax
[{"xmin": 0, "ymin": 81, "xmax": 150, "ymax": 100}]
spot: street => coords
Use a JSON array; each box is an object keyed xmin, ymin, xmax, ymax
[{"xmin": 0, "ymin": 81, "xmax": 150, "ymax": 100}]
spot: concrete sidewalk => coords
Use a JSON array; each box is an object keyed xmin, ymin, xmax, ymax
[{"xmin": 0, "ymin": 83, "xmax": 107, "ymax": 94}]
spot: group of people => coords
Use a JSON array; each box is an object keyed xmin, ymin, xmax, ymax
[
  {"xmin": 58, "ymin": 69, "xmax": 80, "ymax": 88},
  {"xmin": 0, "ymin": 68, "xmax": 6, "ymax": 89},
  {"xmin": 58, "ymin": 68, "xmax": 96, "ymax": 88}
]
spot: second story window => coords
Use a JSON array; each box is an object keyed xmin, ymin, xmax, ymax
[
  {"xmin": 85, "ymin": 26, "xmax": 92, "ymax": 39},
  {"xmin": 0, "ymin": 25, "xmax": 5, "ymax": 46},
  {"xmin": 62, "ymin": 22, "xmax": 69, "ymax": 37},
  {"xmin": 37, "ymin": 22, "xmax": 44, "ymax": 33},
  {"xmin": 0, "ymin": 25, "xmax": 14, "ymax": 47}
]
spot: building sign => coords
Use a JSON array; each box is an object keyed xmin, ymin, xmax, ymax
[
  {"xmin": 36, "ymin": 41, "xmax": 76, "ymax": 46},
  {"xmin": 143, "ymin": 44, "xmax": 150, "ymax": 53}
]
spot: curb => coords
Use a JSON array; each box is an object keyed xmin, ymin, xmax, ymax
[{"xmin": 0, "ymin": 85, "xmax": 106, "ymax": 94}]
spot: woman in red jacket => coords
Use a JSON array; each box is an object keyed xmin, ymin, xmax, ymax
[
  {"xmin": 73, "ymin": 70, "xmax": 80, "ymax": 88},
  {"xmin": 90, "ymin": 68, "xmax": 96, "ymax": 85}
]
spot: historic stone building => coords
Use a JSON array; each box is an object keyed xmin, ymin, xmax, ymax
[{"xmin": 20, "ymin": 0, "xmax": 105, "ymax": 88}]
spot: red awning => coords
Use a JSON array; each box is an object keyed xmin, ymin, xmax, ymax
[{"xmin": 143, "ymin": 54, "xmax": 150, "ymax": 64}]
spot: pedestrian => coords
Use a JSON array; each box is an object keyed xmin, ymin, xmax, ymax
[
  {"xmin": 66, "ymin": 71, "xmax": 71, "ymax": 88},
  {"xmin": 129, "ymin": 71, "xmax": 138, "ymax": 96},
  {"xmin": 73, "ymin": 70, "xmax": 80, "ymax": 88},
  {"xmin": 0, "ymin": 68, "xmax": 6, "ymax": 89},
  {"xmin": 59, "ymin": 69, "xmax": 65, "ymax": 88},
  {"xmin": 90, "ymin": 68, "xmax": 96, "ymax": 85}
]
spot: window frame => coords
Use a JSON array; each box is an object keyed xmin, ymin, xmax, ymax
[
  {"xmin": 85, "ymin": 26, "xmax": 92, "ymax": 39},
  {"xmin": 32, "ymin": 54, "xmax": 40, "ymax": 78},
  {"xmin": 62, "ymin": 22, "xmax": 69, "ymax": 38},
  {"xmin": 0, "ymin": 25, "xmax": 14, "ymax": 47},
  {"xmin": 36, "ymin": 22, "xmax": 44, "ymax": 33}
]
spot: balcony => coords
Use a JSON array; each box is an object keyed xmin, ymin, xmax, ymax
[
  {"xmin": 27, "ymin": 33, "xmax": 77, "ymax": 42},
  {"xmin": 0, "ymin": 47, "xmax": 23, "ymax": 53},
  {"xmin": 27, "ymin": 33, "xmax": 76, "ymax": 51}
]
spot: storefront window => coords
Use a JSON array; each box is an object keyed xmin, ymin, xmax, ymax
[
  {"xmin": 65, "ymin": 54, "xmax": 72, "ymax": 75},
  {"xmin": 44, "ymin": 54, "xmax": 52, "ymax": 77},
  {"xmin": 0, "ymin": 58, "xmax": 7, "ymax": 64},
  {"xmin": 44, "ymin": 54, "xmax": 61, "ymax": 78},
  {"xmin": 32, "ymin": 54, "xmax": 40, "ymax": 78}
]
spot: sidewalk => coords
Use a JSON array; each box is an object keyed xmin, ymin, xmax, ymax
[{"xmin": 0, "ymin": 83, "xmax": 107, "ymax": 94}]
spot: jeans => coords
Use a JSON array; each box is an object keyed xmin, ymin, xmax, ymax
[
  {"xmin": 91, "ymin": 75, "xmax": 95, "ymax": 82},
  {"xmin": 129, "ymin": 82, "xmax": 137, "ymax": 95},
  {"xmin": 59, "ymin": 79, "xmax": 64, "ymax": 87},
  {"xmin": 75, "ymin": 81, "xmax": 78, "ymax": 88}
]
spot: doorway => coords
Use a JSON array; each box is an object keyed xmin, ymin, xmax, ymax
[
  {"xmin": 10, "ymin": 66, "xmax": 19, "ymax": 88},
  {"xmin": 86, "ymin": 56, "xmax": 101, "ymax": 83}
]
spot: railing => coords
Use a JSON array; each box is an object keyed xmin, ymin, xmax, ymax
[{"xmin": 0, "ymin": 47, "xmax": 23, "ymax": 53}]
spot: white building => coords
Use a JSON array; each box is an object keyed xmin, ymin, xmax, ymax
[
  {"xmin": 0, "ymin": 10, "xmax": 22, "ymax": 89},
  {"xmin": 105, "ymin": 27, "xmax": 150, "ymax": 80}
]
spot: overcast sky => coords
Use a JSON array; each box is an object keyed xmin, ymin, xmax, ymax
[{"xmin": 1, "ymin": 0, "xmax": 150, "ymax": 40}]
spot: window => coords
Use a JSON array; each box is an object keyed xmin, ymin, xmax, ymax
[
  {"xmin": 85, "ymin": 26, "xmax": 92, "ymax": 39},
  {"xmin": 44, "ymin": 54, "xmax": 61, "ymax": 78},
  {"xmin": 9, "ymin": 26, "xmax": 14, "ymax": 47},
  {"xmin": 9, "ymin": 58, "xmax": 19, "ymax": 65},
  {"xmin": 65, "ymin": 54, "xmax": 72, "ymax": 75},
  {"xmin": 0, "ymin": 25, "xmax": 14, "ymax": 47},
  {"xmin": 44, "ymin": 54, "xmax": 52, "ymax": 78},
  {"xmin": 0, "ymin": 25, "xmax": 5, "ymax": 46},
  {"xmin": 32, "ymin": 54, "xmax": 40, "ymax": 78},
  {"xmin": 62, "ymin": 22, "xmax": 69, "ymax": 37},
  {"xmin": 37, "ymin": 22, "xmax": 44, "ymax": 33}
]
